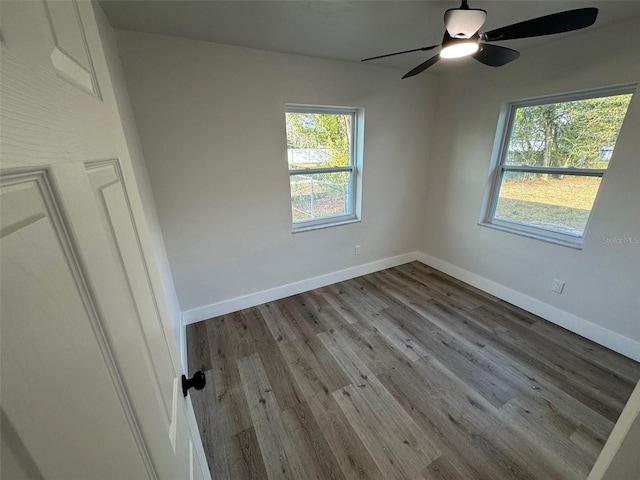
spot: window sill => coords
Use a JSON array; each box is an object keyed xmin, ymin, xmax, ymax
[
  {"xmin": 478, "ymin": 221, "xmax": 584, "ymax": 250},
  {"xmin": 292, "ymin": 218, "xmax": 360, "ymax": 233}
]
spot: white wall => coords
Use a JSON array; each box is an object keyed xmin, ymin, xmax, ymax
[
  {"xmin": 115, "ymin": 18, "xmax": 639, "ymax": 361},
  {"xmin": 418, "ymin": 18, "xmax": 640, "ymax": 359},
  {"xmin": 116, "ymin": 30, "xmax": 436, "ymax": 318}
]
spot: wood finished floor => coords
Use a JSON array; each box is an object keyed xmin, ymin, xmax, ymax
[{"xmin": 186, "ymin": 262, "xmax": 640, "ymax": 480}]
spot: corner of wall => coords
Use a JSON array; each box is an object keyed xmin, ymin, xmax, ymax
[
  {"xmin": 183, "ymin": 251, "xmax": 419, "ymax": 325},
  {"xmin": 416, "ymin": 251, "xmax": 640, "ymax": 362}
]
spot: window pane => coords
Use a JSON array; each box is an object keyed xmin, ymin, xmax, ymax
[
  {"xmin": 506, "ymin": 93, "xmax": 632, "ymax": 168},
  {"xmin": 286, "ymin": 112, "xmax": 352, "ymax": 169},
  {"xmin": 495, "ymin": 172, "xmax": 602, "ymax": 236},
  {"xmin": 290, "ymin": 171, "xmax": 351, "ymax": 223}
]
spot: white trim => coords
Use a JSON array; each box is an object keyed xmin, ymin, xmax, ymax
[
  {"xmin": 289, "ymin": 166, "xmax": 354, "ymax": 176},
  {"xmin": 478, "ymin": 221, "xmax": 583, "ymax": 249},
  {"xmin": 181, "ymin": 249, "xmax": 639, "ymax": 361},
  {"xmin": 182, "ymin": 252, "xmax": 418, "ymax": 325},
  {"xmin": 168, "ymin": 377, "xmax": 179, "ymax": 453},
  {"xmin": 293, "ymin": 217, "xmax": 360, "ymax": 233},
  {"xmin": 180, "ymin": 322, "xmax": 188, "ymax": 375},
  {"xmin": 416, "ymin": 252, "xmax": 640, "ymax": 362},
  {"xmin": 588, "ymin": 381, "xmax": 640, "ymax": 480},
  {"xmin": 185, "ymin": 396, "xmax": 212, "ymax": 480},
  {"xmin": 510, "ymin": 83, "xmax": 637, "ymax": 109}
]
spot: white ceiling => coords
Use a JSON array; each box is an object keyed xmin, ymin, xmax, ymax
[{"xmin": 99, "ymin": 1, "xmax": 640, "ymax": 74}]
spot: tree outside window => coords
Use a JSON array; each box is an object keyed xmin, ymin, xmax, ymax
[
  {"xmin": 285, "ymin": 106, "xmax": 361, "ymax": 230},
  {"xmin": 485, "ymin": 88, "xmax": 633, "ymax": 245}
]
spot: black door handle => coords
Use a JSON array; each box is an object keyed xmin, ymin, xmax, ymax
[{"xmin": 182, "ymin": 371, "xmax": 206, "ymax": 397}]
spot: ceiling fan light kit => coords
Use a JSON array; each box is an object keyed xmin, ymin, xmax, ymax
[
  {"xmin": 362, "ymin": 1, "xmax": 599, "ymax": 78},
  {"xmin": 440, "ymin": 32, "xmax": 480, "ymax": 59}
]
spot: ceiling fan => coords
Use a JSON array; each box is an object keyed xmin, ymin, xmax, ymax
[{"xmin": 361, "ymin": 1, "xmax": 598, "ymax": 78}]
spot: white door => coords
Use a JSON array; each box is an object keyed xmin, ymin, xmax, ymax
[{"xmin": 0, "ymin": 2, "xmax": 209, "ymax": 479}]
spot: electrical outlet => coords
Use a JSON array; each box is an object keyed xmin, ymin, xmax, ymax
[
  {"xmin": 354, "ymin": 245, "xmax": 361, "ymax": 255},
  {"xmin": 552, "ymin": 279, "xmax": 565, "ymax": 294}
]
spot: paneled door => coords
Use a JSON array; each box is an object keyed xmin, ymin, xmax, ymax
[{"xmin": 0, "ymin": 2, "xmax": 208, "ymax": 479}]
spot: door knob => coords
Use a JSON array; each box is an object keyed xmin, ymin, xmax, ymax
[{"xmin": 182, "ymin": 371, "xmax": 206, "ymax": 397}]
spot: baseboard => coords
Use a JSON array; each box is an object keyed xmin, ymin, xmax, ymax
[
  {"xmin": 182, "ymin": 251, "xmax": 418, "ymax": 326},
  {"xmin": 417, "ymin": 252, "xmax": 640, "ymax": 362}
]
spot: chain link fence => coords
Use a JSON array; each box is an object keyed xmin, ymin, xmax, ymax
[{"xmin": 290, "ymin": 172, "xmax": 350, "ymax": 222}]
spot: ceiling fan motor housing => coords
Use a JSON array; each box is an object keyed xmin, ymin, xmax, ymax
[{"xmin": 444, "ymin": 8, "xmax": 487, "ymax": 38}]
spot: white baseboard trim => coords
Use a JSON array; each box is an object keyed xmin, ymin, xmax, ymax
[
  {"xmin": 417, "ymin": 252, "xmax": 640, "ymax": 362},
  {"xmin": 182, "ymin": 252, "xmax": 418, "ymax": 326}
]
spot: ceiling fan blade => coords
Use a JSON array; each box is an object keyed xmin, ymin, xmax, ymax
[
  {"xmin": 483, "ymin": 8, "xmax": 598, "ymax": 42},
  {"xmin": 472, "ymin": 44, "xmax": 520, "ymax": 67},
  {"xmin": 402, "ymin": 54, "xmax": 440, "ymax": 79},
  {"xmin": 361, "ymin": 44, "xmax": 439, "ymax": 62}
]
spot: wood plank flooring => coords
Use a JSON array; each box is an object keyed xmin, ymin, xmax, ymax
[{"xmin": 186, "ymin": 262, "xmax": 640, "ymax": 480}]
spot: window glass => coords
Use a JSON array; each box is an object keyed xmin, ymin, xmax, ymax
[
  {"xmin": 484, "ymin": 88, "xmax": 633, "ymax": 246},
  {"xmin": 495, "ymin": 172, "xmax": 602, "ymax": 236},
  {"xmin": 285, "ymin": 107, "xmax": 360, "ymax": 230}
]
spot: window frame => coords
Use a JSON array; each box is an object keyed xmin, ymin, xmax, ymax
[
  {"xmin": 285, "ymin": 104, "xmax": 363, "ymax": 232},
  {"xmin": 480, "ymin": 85, "xmax": 635, "ymax": 248}
]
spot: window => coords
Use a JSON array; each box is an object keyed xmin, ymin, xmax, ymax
[
  {"xmin": 482, "ymin": 86, "xmax": 634, "ymax": 247},
  {"xmin": 285, "ymin": 105, "xmax": 362, "ymax": 231}
]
